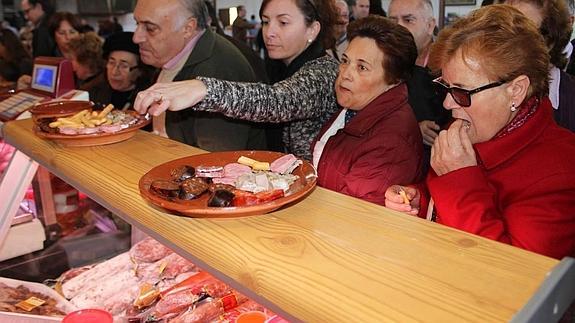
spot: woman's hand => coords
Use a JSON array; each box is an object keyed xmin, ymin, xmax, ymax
[
  {"xmin": 384, "ymin": 185, "xmax": 420, "ymax": 216},
  {"xmin": 133, "ymin": 79, "xmax": 207, "ymax": 116},
  {"xmin": 419, "ymin": 120, "xmax": 440, "ymax": 146},
  {"xmin": 431, "ymin": 119, "xmax": 477, "ymax": 176}
]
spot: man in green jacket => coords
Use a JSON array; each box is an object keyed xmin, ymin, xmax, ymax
[{"xmin": 133, "ymin": 0, "xmax": 266, "ymax": 151}]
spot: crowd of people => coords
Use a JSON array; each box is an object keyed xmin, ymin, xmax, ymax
[{"xmin": 2, "ymin": 0, "xmax": 575, "ymax": 261}]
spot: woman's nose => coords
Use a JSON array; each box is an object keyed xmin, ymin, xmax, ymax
[
  {"xmin": 339, "ymin": 64, "xmax": 352, "ymax": 81},
  {"xmin": 443, "ymin": 92, "xmax": 459, "ymax": 110},
  {"xmin": 263, "ymin": 24, "xmax": 275, "ymax": 38}
]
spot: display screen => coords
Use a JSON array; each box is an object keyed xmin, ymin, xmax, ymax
[{"xmin": 31, "ymin": 64, "xmax": 58, "ymax": 93}]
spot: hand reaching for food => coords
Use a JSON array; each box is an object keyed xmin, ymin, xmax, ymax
[
  {"xmin": 134, "ymin": 80, "xmax": 208, "ymax": 116},
  {"xmin": 384, "ymin": 185, "xmax": 420, "ymax": 216}
]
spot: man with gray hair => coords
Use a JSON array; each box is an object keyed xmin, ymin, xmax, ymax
[
  {"xmin": 332, "ymin": 0, "xmax": 350, "ymax": 61},
  {"xmin": 349, "ymin": 0, "xmax": 370, "ymax": 21},
  {"xmin": 133, "ymin": 0, "xmax": 266, "ymax": 151},
  {"xmin": 388, "ymin": 0, "xmax": 448, "ymax": 173},
  {"xmin": 388, "ymin": 0, "xmax": 435, "ymax": 67}
]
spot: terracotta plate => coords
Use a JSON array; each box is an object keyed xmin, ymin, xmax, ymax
[
  {"xmin": 139, "ymin": 151, "xmax": 317, "ymax": 218},
  {"xmin": 29, "ymin": 100, "xmax": 94, "ymax": 118},
  {"xmin": 33, "ymin": 112, "xmax": 150, "ymax": 147}
]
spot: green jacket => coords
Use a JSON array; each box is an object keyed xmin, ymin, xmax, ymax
[{"xmin": 166, "ymin": 29, "xmax": 266, "ymax": 151}]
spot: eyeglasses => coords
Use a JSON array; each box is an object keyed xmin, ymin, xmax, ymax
[
  {"xmin": 106, "ymin": 59, "xmax": 138, "ymax": 73},
  {"xmin": 433, "ymin": 77, "xmax": 507, "ymax": 107}
]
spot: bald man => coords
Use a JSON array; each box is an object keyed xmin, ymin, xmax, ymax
[
  {"xmin": 388, "ymin": 0, "xmax": 435, "ymax": 67},
  {"xmin": 133, "ymin": 0, "xmax": 266, "ymax": 151}
]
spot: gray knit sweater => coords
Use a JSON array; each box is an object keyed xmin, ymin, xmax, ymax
[{"xmin": 195, "ymin": 55, "xmax": 339, "ymax": 161}]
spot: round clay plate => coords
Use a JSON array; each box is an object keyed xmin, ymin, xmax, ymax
[
  {"xmin": 33, "ymin": 111, "xmax": 151, "ymax": 147},
  {"xmin": 139, "ymin": 151, "xmax": 317, "ymax": 218},
  {"xmin": 29, "ymin": 100, "xmax": 94, "ymax": 117}
]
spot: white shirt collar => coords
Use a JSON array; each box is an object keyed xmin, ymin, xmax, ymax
[{"xmin": 549, "ymin": 66, "xmax": 560, "ymax": 110}]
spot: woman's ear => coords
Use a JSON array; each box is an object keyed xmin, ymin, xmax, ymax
[
  {"xmin": 507, "ymin": 74, "xmax": 530, "ymax": 104},
  {"xmin": 307, "ymin": 21, "xmax": 321, "ymax": 42}
]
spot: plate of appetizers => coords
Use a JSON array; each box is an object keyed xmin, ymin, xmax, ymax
[
  {"xmin": 32, "ymin": 102, "xmax": 150, "ymax": 147},
  {"xmin": 138, "ymin": 151, "xmax": 317, "ymax": 217}
]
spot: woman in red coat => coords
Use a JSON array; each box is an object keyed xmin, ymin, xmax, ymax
[
  {"xmin": 385, "ymin": 5, "xmax": 575, "ymax": 259},
  {"xmin": 312, "ymin": 16, "xmax": 423, "ymax": 206}
]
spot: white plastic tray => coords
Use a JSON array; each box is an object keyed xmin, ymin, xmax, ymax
[{"xmin": 0, "ymin": 276, "xmax": 77, "ymax": 322}]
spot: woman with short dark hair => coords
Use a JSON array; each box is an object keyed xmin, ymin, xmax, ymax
[
  {"xmin": 48, "ymin": 12, "xmax": 81, "ymax": 59},
  {"xmin": 311, "ymin": 16, "xmax": 423, "ymax": 205}
]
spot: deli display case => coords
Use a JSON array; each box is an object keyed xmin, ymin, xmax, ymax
[{"xmin": 2, "ymin": 118, "xmax": 574, "ymax": 322}]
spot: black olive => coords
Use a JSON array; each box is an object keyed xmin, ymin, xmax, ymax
[
  {"xmin": 170, "ymin": 165, "xmax": 196, "ymax": 182},
  {"xmin": 150, "ymin": 180, "xmax": 180, "ymax": 199},
  {"xmin": 208, "ymin": 189, "xmax": 235, "ymax": 207}
]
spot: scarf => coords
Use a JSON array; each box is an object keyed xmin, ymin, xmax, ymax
[
  {"xmin": 494, "ymin": 96, "xmax": 539, "ymax": 139},
  {"xmin": 265, "ymin": 40, "xmax": 325, "ymax": 84}
]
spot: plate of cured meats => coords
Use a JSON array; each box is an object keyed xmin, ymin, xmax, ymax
[
  {"xmin": 32, "ymin": 102, "xmax": 150, "ymax": 147},
  {"xmin": 139, "ymin": 151, "xmax": 317, "ymax": 217}
]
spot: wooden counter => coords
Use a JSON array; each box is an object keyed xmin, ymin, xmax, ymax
[{"xmin": 3, "ymin": 119, "xmax": 559, "ymax": 322}]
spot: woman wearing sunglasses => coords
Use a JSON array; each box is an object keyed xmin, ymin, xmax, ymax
[{"xmin": 385, "ymin": 5, "xmax": 575, "ymax": 259}]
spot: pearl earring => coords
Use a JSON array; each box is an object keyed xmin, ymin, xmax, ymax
[
  {"xmin": 307, "ymin": 39, "xmax": 313, "ymax": 44},
  {"xmin": 511, "ymin": 102, "xmax": 517, "ymax": 112}
]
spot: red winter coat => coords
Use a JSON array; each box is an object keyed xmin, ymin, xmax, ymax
[
  {"xmin": 424, "ymin": 97, "xmax": 575, "ymax": 259},
  {"xmin": 313, "ymin": 83, "xmax": 423, "ymax": 206}
]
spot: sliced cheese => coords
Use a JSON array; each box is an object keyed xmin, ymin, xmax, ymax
[
  {"xmin": 237, "ymin": 156, "xmax": 258, "ymax": 167},
  {"xmin": 252, "ymin": 161, "xmax": 270, "ymax": 171}
]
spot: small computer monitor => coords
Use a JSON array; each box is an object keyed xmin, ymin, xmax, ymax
[{"xmin": 31, "ymin": 64, "xmax": 58, "ymax": 94}]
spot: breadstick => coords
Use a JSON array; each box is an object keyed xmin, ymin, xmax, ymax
[
  {"xmin": 398, "ymin": 188, "xmax": 410, "ymax": 204},
  {"xmin": 97, "ymin": 104, "xmax": 114, "ymax": 119},
  {"xmin": 81, "ymin": 114, "xmax": 96, "ymax": 127},
  {"xmin": 69, "ymin": 109, "xmax": 89, "ymax": 121}
]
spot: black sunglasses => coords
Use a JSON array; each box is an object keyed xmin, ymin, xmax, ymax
[{"xmin": 433, "ymin": 77, "xmax": 507, "ymax": 107}]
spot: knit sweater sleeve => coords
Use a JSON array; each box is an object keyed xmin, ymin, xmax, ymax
[{"xmin": 194, "ymin": 56, "xmax": 338, "ymax": 123}]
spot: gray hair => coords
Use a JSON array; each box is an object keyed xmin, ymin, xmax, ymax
[
  {"xmin": 419, "ymin": 0, "xmax": 434, "ymax": 20},
  {"xmin": 567, "ymin": 0, "xmax": 575, "ymax": 16},
  {"xmin": 335, "ymin": 0, "xmax": 348, "ymax": 9},
  {"xmin": 389, "ymin": 0, "xmax": 434, "ymax": 20},
  {"xmin": 179, "ymin": 0, "xmax": 209, "ymax": 29}
]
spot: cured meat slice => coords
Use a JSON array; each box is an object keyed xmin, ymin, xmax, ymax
[
  {"xmin": 223, "ymin": 163, "xmax": 251, "ymax": 178},
  {"xmin": 170, "ymin": 291, "xmax": 247, "ymax": 323},
  {"xmin": 62, "ymin": 252, "xmax": 132, "ymax": 299},
  {"xmin": 152, "ymin": 279, "xmax": 230, "ymax": 319},
  {"xmin": 69, "ymin": 269, "xmax": 139, "ymax": 313},
  {"xmin": 130, "ymin": 237, "xmax": 173, "ymax": 264},
  {"xmin": 270, "ymin": 154, "xmax": 302, "ymax": 174},
  {"xmin": 137, "ymin": 252, "xmax": 197, "ymax": 281}
]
